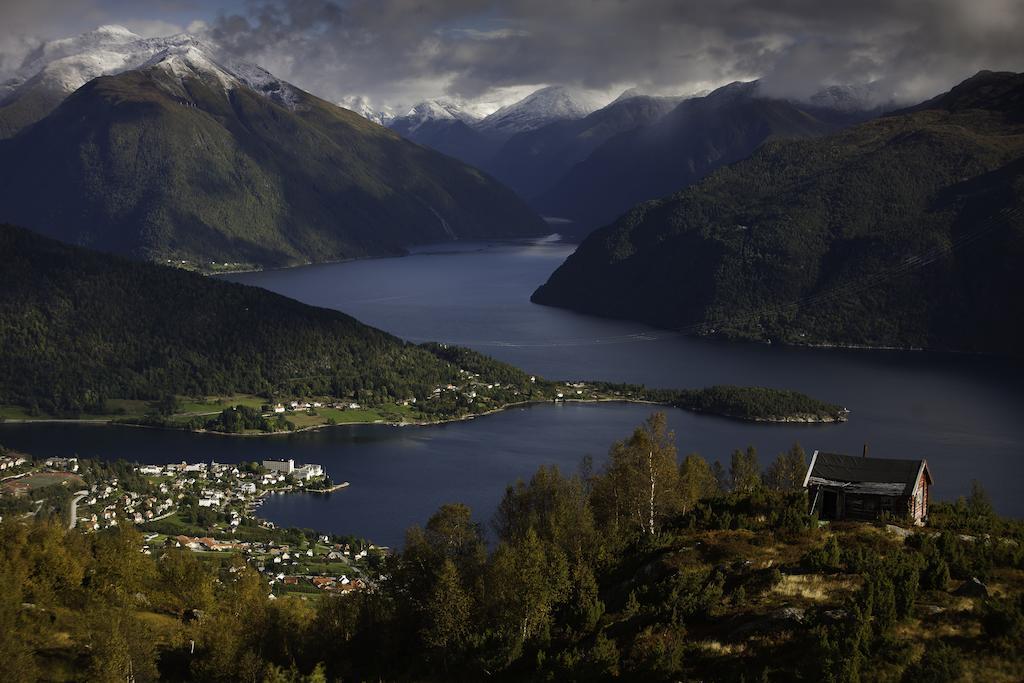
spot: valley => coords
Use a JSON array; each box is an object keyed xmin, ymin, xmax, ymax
[{"xmin": 1, "ymin": 10, "xmax": 1022, "ymax": 682}]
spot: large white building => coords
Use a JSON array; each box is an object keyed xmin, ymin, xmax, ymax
[{"xmin": 263, "ymin": 459, "xmax": 295, "ymax": 474}]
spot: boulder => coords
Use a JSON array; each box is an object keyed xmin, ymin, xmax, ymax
[{"xmin": 953, "ymin": 577, "xmax": 988, "ymax": 598}]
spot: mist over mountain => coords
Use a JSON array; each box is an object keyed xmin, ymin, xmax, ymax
[{"xmin": 536, "ymin": 80, "xmax": 881, "ymax": 234}]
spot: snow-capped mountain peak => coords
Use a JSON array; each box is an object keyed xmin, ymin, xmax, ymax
[
  {"xmin": 385, "ymin": 99, "xmax": 479, "ymax": 133},
  {"xmin": 410, "ymin": 100, "xmax": 477, "ymax": 122},
  {"xmin": 13, "ymin": 25, "xmax": 142, "ymax": 81},
  {"xmin": 476, "ymin": 86, "xmax": 607, "ymax": 136},
  {"xmin": 142, "ymin": 41, "xmax": 300, "ymax": 108},
  {"xmin": 144, "ymin": 42, "xmax": 235, "ymax": 89},
  {"xmin": 0, "ymin": 26, "xmax": 304, "ymax": 113}
]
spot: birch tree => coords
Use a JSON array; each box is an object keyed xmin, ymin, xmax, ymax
[{"xmin": 595, "ymin": 413, "xmax": 681, "ymax": 538}]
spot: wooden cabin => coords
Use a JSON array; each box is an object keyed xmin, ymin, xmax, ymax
[{"xmin": 803, "ymin": 450, "xmax": 932, "ymax": 526}]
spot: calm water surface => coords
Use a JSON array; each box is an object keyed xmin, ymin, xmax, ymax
[{"xmin": 3, "ymin": 237, "xmax": 1022, "ymax": 544}]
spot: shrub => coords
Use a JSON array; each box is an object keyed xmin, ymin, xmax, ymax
[
  {"xmin": 804, "ymin": 535, "xmax": 842, "ymax": 572},
  {"xmin": 901, "ymin": 642, "xmax": 964, "ymax": 683}
]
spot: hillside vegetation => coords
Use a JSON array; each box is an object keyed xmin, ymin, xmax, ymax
[
  {"xmin": 533, "ymin": 71, "xmax": 1024, "ymax": 354},
  {"xmin": 1, "ymin": 416, "xmax": 1021, "ymax": 682}
]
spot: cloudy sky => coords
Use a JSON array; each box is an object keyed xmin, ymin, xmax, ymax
[{"xmin": 1, "ymin": 0, "xmax": 1022, "ymax": 114}]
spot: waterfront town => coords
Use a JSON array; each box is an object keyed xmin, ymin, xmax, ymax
[{"xmin": 0, "ymin": 450, "xmax": 377, "ymax": 597}]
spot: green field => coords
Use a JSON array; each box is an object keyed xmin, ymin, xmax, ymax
[{"xmin": 6, "ymin": 472, "xmax": 84, "ymax": 491}]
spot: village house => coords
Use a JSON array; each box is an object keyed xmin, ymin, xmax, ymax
[{"xmin": 804, "ymin": 449, "xmax": 932, "ymax": 525}]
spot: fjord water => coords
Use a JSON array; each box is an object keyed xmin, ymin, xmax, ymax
[{"xmin": 4, "ymin": 237, "xmax": 1022, "ymax": 544}]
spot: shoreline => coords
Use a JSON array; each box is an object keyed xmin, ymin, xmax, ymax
[
  {"xmin": 198, "ymin": 233, "xmax": 558, "ymax": 276},
  {"xmin": 0, "ymin": 397, "xmax": 846, "ymax": 437}
]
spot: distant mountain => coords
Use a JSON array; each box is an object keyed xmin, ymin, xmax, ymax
[
  {"xmin": 485, "ymin": 94, "xmax": 684, "ymax": 201},
  {"xmin": 394, "ymin": 99, "xmax": 480, "ymax": 128},
  {"xmin": 807, "ymin": 83, "xmax": 889, "ymax": 114},
  {"xmin": 336, "ymin": 95, "xmax": 395, "ymax": 126},
  {"xmin": 475, "ymin": 85, "xmax": 606, "ymax": 137},
  {"xmin": 0, "ymin": 223, "xmax": 532, "ymax": 415},
  {"xmin": 0, "ymin": 40, "xmax": 546, "ymax": 268},
  {"xmin": 537, "ymin": 80, "xmax": 875, "ymax": 233},
  {"xmin": 386, "ymin": 100, "xmax": 502, "ymax": 167},
  {"xmin": 532, "ymin": 71, "xmax": 1024, "ymax": 355}
]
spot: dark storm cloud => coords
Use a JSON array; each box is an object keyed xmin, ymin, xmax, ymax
[
  {"xmin": 207, "ymin": 0, "xmax": 1024, "ymax": 108},
  {"xmin": 3, "ymin": 0, "xmax": 1022, "ymax": 109}
]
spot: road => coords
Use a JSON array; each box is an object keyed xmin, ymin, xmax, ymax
[{"xmin": 68, "ymin": 490, "xmax": 89, "ymax": 530}]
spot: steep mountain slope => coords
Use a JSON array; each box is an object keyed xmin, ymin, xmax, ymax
[
  {"xmin": 475, "ymin": 85, "xmax": 605, "ymax": 138},
  {"xmin": 0, "ymin": 44, "xmax": 546, "ymax": 267},
  {"xmin": 0, "ymin": 223, "xmax": 532, "ymax": 414},
  {"xmin": 533, "ymin": 71, "xmax": 1024, "ymax": 355},
  {"xmin": 486, "ymin": 94, "xmax": 684, "ymax": 201},
  {"xmin": 537, "ymin": 81, "xmax": 870, "ymax": 232}
]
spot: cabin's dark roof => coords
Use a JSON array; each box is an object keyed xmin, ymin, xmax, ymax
[{"xmin": 805, "ymin": 452, "xmax": 930, "ymax": 496}]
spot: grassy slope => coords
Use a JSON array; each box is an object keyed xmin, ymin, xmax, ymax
[{"xmin": 533, "ymin": 72, "xmax": 1024, "ymax": 354}]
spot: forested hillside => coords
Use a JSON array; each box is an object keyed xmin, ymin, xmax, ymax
[
  {"xmin": 533, "ymin": 71, "xmax": 1024, "ymax": 354},
  {"xmin": 0, "ymin": 224, "xmax": 530, "ymax": 416}
]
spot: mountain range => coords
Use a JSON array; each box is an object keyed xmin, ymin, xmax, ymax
[
  {"xmin": 380, "ymin": 81, "xmax": 884, "ymax": 235},
  {"xmin": 0, "ymin": 29, "xmax": 545, "ymax": 268},
  {"xmin": 532, "ymin": 71, "xmax": 1024, "ymax": 355},
  {"xmin": 535, "ymin": 81, "xmax": 882, "ymax": 233}
]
